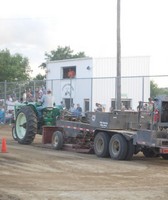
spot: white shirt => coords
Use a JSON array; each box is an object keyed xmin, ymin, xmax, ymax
[{"xmin": 41, "ymin": 94, "xmax": 55, "ymax": 108}]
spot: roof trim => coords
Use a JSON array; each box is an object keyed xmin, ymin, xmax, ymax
[{"xmin": 47, "ymin": 57, "xmax": 92, "ymax": 64}]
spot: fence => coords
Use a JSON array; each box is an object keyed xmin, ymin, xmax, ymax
[{"xmin": 0, "ymin": 75, "xmax": 168, "ymax": 112}]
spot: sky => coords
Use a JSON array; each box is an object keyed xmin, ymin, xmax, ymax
[{"xmin": 0, "ymin": 0, "xmax": 168, "ymax": 86}]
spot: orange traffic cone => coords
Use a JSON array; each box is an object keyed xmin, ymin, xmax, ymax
[{"xmin": 1, "ymin": 138, "xmax": 7, "ymax": 153}]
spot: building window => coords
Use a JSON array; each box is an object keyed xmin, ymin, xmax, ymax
[{"xmin": 62, "ymin": 66, "xmax": 76, "ymax": 79}]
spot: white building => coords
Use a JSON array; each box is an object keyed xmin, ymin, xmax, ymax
[{"xmin": 46, "ymin": 56, "xmax": 150, "ymax": 112}]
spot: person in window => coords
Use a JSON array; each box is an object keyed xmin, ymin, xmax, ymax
[{"xmin": 68, "ymin": 68, "xmax": 76, "ymax": 78}]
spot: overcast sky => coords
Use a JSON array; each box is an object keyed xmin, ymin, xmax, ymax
[{"xmin": 0, "ymin": 0, "xmax": 168, "ymax": 85}]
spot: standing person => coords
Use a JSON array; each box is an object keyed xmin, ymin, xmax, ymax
[
  {"xmin": 69, "ymin": 103, "xmax": 76, "ymax": 114},
  {"xmin": 6, "ymin": 95, "xmax": 13, "ymax": 112},
  {"xmin": 0, "ymin": 106, "xmax": 5, "ymax": 124},
  {"xmin": 35, "ymin": 87, "xmax": 39, "ymax": 102},
  {"xmin": 95, "ymin": 103, "xmax": 103, "ymax": 112},
  {"xmin": 147, "ymin": 97, "xmax": 154, "ymax": 112},
  {"xmin": 26, "ymin": 88, "xmax": 33, "ymax": 102},
  {"xmin": 75, "ymin": 104, "xmax": 82, "ymax": 116},
  {"xmin": 60, "ymin": 101, "xmax": 66, "ymax": 109},
  {"xmin": 38, "ymin": 87, "xmax": 43, "ymax": 101},
  {"xmin": 22, "ymin": 90, "xmax": 27, "ymax": 102}
]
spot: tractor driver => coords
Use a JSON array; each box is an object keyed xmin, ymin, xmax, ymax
[{"xmin": 37, "ymin": 89, "xmax": 55, "ymax": 118}]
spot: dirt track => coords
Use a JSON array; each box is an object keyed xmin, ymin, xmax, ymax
[{"xmin": 1, "ymin": 125, "xmax": 168, "ymax": 200}]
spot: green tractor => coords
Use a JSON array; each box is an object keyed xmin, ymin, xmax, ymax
[{"xmin": 12, "ymin": 102, "xmax": 62, "ymax": 144}]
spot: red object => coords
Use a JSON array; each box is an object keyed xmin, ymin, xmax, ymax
[
  {"xmin": 1, "ymin": 138, "xmax": 7, "ymax": 153},
  {"xmin": 42, "ymin": 126, "xmax": 58, "ymax": 144},
  {"xmin": 153, "ymin": 109, "xmax": 159, "ymax": 122},
  {"xmin": 68, "ymin": 69, "xmax": 75, "ymax": 78},
  {"xmin": 160, "ymin": 148, "xmax": 168, "ymax": 154}
]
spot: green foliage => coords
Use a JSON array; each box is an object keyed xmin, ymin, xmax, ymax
[
  {"xmin": 39, "ymin": 46, "xmax": 86, "ymax": 69},
  {"xmin": 150, "ymin": 80, "xmax": 168, "ymax": 98},
  {"xmin": 0, "ymin": 49, "xmax": 31, "ymax": 82},
  {"xmin": 33, "ymin": 74, "xmax": 46, "ymax": 81}
]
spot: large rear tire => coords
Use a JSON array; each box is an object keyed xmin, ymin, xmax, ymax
[
  {"xmin": 12, "ymin": 126, "xmax": 17, "ymax": 141},
  {"xmin": 15, "ymin": 106, "xmax": 37, "ymax": 144},
  {"xmin": 109, "ymin": 134, "xmax": 127, "ymax": 160},
  {"xmin": 125, "ymin": 139, "xmax": 134, "ymax": 160},
  {"xmin": 94, "ymin": 132, "xmax": 110, "ymax": 157},
  {"xmin": 51, "ymin": 131, "xmax": 64, "ymax": 150}
]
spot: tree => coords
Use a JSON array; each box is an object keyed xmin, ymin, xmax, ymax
[
  {"xmin": 0, "ymin": 49, "xmax": 31, "ymax": 82},
  {"xmin": 150, "ymin": 80, "xmax": 159, "ymax": 98},
  {"xmin": 150, "ymin": 80, "xmax": 168, "ymax": 98},
  {"xmin": 33, "ymin": 74, "xmax": 46, "ymax": 81},
  {"xmin": 39, "ymin": 46, "xmax": 86, "ymax": 70}
]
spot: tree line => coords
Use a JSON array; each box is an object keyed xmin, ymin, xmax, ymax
[{"xmin": 0, "ymin": 46, "xmax": 86, "ymax": 82}]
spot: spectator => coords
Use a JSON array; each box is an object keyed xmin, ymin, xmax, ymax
[
  {"xmin": 6, "ymin": 95, "xmax": 14, "ymax": 112},
  {"xmin": 38, "ymin": 87, "xmax": 43, "ymax": 99},
  {"xmin": 6, "ymin": 95, "xmax": 12, "ymax": 102},
  {"xmin": 26, "ymin": 88, "xmax": 33, "ymax": 102},
  {"xmin": 60, "ymin": 101, "xmax": 66, "ymax": 109},
  {"xmin": 5, "ymin": 110, "xmax": 13, "ymax": 125},
  {"xmin": 0, "ymin": 106, "xmax": 5, "ymax": 124},
  {"xmin": 121, "ymin": 102, "xmax": 126, "ymax": 111},
  {"xmin": 95, "ymin": 103, "xmax": 103, "ymax": 112},
  {"xmin": 147, "ymin": 97, "xmax": 154, "ymax": 112},
  {"xmin": 22, "ymin": 90, "xmax": 27, "ymax": 102},
  {"xmin": 69, "ymin": 103, "xmax": 76, "ymax": 114},
  {"xmin": 109, "ymin": 106, "xmax": 114, "ymax": 112},
  {"xmin": 75, "ymin": 104, "xmax": 82, "ymax": 116},
  {"xmin": 35, "ymin": 87, "xmax": 39, "ymax": 101}
]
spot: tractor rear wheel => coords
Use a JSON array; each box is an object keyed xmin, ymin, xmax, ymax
[
  {"xmin": 94, "ymin": 132, "xmax": 110, "ymax": 157},
  {"xmin": 109, "ymin": 134, "xmax": 127, "ymax": 160},
  {"xmin": 15, "ymin": 106, "xmax": 37, "ymax": 144},
  {"xmin": 12, "ymin": 126, "xmax": 17, "ymax": 141},
  {"xmin": 51, "ymin": 131, "xmax": 64, "ymax": 150}
]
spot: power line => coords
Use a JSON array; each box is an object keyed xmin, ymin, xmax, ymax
[{"xmin": 0, "ymin": 17, "xmax": 56, "ymax": 21}]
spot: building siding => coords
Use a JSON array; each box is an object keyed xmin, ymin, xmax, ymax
[{"xmin": 46, "ymin": 56, "xmax": 150, "ymax": 111}]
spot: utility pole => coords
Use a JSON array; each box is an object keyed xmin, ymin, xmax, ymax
[{"xmin": 116, "ymin": 0, "xmax": 121, "ymax": 110}]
